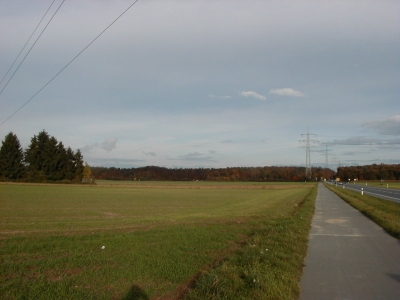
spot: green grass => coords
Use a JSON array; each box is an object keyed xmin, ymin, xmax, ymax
[
  {"xmin": 325, "ymin": 184, "xmax": 400, "ymax": 239},
  {"xmin": 0, "ymin": 182, "xmax": 316, "ymax": 299},
  {"xmin": 185, "ymin": 184, "xmax": 318, "ymax": 300},
  {"xmin": 355, "ymin": 180, "xmax": 400, "ymax": 190},
  {"xmin": 95, "ymin": 180, "xmax": 315, "ymax": 188}
]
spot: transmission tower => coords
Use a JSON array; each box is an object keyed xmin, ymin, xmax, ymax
[
  {"xmin": 299, "ymin": 128, "xmax": 319, "ymax": 178},
  {"xmin": 331, "ymin": 155, "xmax": 340, "ymax": 170},
  {"xmin": 320, "ymin": 143, "xmax": 333, "ymax": 169}
]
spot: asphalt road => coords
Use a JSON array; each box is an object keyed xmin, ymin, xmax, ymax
[
  {"xmin": 300, "ymin": 183, "xmax": 400, "ymax": 300},
  {"xmin": 327, "ymin": 182, "xmax": 400, "ymax": 203}
]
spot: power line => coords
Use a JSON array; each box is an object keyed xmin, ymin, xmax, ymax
[
  {"xmin": 0, "ymin": 0, "xmax": 140, "ymax": 127},
  {"xmin": 0, "ymin": 0, "xmax": 66, "ymax": 96},
  {"xmin": 0, "ymin": 0, "xmax": 57, "ymax": 87},
  {"xmin": 319, "ymin": 143, "xmax": 333, "ymax": 169},
  {"xmin": 299, "ymin": 128, "xmax": 319, "ymax": 178}
]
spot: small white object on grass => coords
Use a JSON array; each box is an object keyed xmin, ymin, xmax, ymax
[{"xmin": 101, "ymin": 246, "xmax": 105, "ymax": 250}]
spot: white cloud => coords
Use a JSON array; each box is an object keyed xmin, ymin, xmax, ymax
[
  {"xmin": 208, "ymin": 94, "xmax": 232, "ymax": 99},
  {"xmin": 362, "ymin": 115, "xmax": 400, "ymax": 136},
  {"xmin": 240, "ymin": 91, "xmax": 266, "ymax": 100},
  {"xmin": 269, "ymin": 88, "xmax": 305, "ymax": 97}
]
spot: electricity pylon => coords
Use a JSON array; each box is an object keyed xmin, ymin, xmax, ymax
[
  {"xmin": 318, "ymin": 143, "xmax": 333, "ymax": 180},
  {"xmin": 299, "ymin": 128, "xmax": 319, "ymax": 179},
  {"xmin": 320, "ymin": 143, "xmax": 333, "ymax": 169},
  {"xmin": 331, "ymin": 155, "xmax": 340, "ymax": 171}
]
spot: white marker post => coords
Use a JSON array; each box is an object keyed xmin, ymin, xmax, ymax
[{"xmin": 361, "ymin": 188, "xmax": 363, "ymax": 195}]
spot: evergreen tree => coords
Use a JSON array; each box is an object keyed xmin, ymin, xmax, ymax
[
  {"xmin": 43, "ymin": 135, "xmax": 58, "ymax": 179},
  {"xmin": 0, "ymin": 132, "xmax": 25, "ymax": 181},
  {"xmin": 74, "ymin": 149, "xmax": 84, "ymax": 182},
  {"xmin": 25, "ymin": 130, "xmax": 51, "ymax": 182},
  {"xmin": 1, "ymin": 130, "xmax": 86, "ymax": 183},
  {"xmin": 65, "ymin": 147, "xmax": 76, "ymax": 180},
  {"xmin": 51, "ymin": 141, "xmax": 68, "ymax": 181}
]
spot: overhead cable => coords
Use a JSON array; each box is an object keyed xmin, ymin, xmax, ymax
[
  {"xmin": 0, "ymin": 0, "xmax": 140, "ymax": 126},
  {"xmin": 0, "ymin": 0, "xmax": 66, "ymax": 96},
  {"xmin": 0, "ymin": 0, "xmax": 57, "ymax": 87}
]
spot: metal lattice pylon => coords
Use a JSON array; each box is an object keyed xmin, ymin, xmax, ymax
[{"xmin": 299, "ymin": 128, "xmax": 318, "ymax": 178}]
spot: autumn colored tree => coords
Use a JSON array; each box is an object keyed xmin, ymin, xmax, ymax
[
  {"xmin": 336, "ymin": 164, "xmax": 399, "ymax": 181},
  {"xmin": 82, "ymin": 163, "xmax": 93, "ymax": 183}
]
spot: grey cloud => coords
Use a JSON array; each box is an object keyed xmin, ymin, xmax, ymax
[
  {"xmin": 178, "ymin": 152, "xmax": 217, "ymax": 162},
  {"xmin": 183, "ymin": 152, "xmax": 202, "ymax": 157},
  {"xmin": 341, "ymin": 152, "xmax": 357, "ymax": 156},
  {"xmin": 89, "ymin": 157, "xmax": 146, "ymax": 168},
  {"xmin": 143, "ymin": 151, "xmax": 156, "ymax": 157},
  {"xmin": 344, "ymin": 158, "xmax": 400, "ymax": 165},
  {"xmin": 80, "ymin": 143, "xmax": 98, "ymax": 153},
  {"xmin": 362, "ymin": 115, "xmax": 400, "ymax": 136},
  {"xmin": 81, "ymin": 138, "xmax": 118, "ymax": 153},
  {"xmin": 101, "ymin": 138, "xmax": 118, "ymax": 152},
  {"xmin": 330, "ymin": 136, "xmax": 399, "ymax": 146}
]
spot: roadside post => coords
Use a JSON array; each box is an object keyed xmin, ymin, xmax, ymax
[{"xmin": 361, "ymin": 188, "xmax": 363, "ymax": 195}]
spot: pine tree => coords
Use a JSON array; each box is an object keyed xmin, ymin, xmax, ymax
[
  {"xmin": 51, "ymin": 141, "xmax": 68, "ymax": 181},
  {"xmin": 0, "ymin": 132, "xmax": 25, "ymax": 181},
  {"xmin": 74, "ymin": 149, "xmax": 84, "ymax": 182},
  {"xmin": 65, "ymin": 147, "xmax": 76, "ymax": 181},
  {"xmin": 24, "ymin": 130, "xmax": 74, "ymax": 182},
  {"xmin": 25, "ymin": 130, "xmax": 51, "ymax": 182}
]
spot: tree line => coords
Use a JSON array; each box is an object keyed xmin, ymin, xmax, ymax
[
  {"xmin": 91, "ymin": 165, "xmax": 336, "ymax": 182},
  {"xmin": 10, "ymin": 130, "xmax": 396, "ymax": 183},
  {"xmin": 336, "ymin": 164, "xmax": 399, "ymax": 181},
  {"xmin": 0, "ymin": 130, "xmax": 88, "ymax": 183}
]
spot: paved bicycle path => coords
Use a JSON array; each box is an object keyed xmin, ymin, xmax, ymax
[{"xmin": 300, "ymin": 183, "xmax": 400, "ymax": 300}]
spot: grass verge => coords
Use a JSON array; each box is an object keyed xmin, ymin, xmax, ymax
[
  {"xmin": 355, "ymin": 180, "xmax": 400, "ymax": 190},
  {"xmin": 325, "ymin": 184, "xmax": 400, "ymax": 239},
  {"xmin": 184, "ymin": 184, "xmax": 318, "ymax": 300}
]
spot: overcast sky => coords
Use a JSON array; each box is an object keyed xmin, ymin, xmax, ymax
[{"xmin": 0, "ymin": 0, "xmax": 399, "ymax": 169}]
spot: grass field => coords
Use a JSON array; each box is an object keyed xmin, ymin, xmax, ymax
[{"xmin": 0, "ymin": 182, "xmax": 317, "ymax": 299}]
